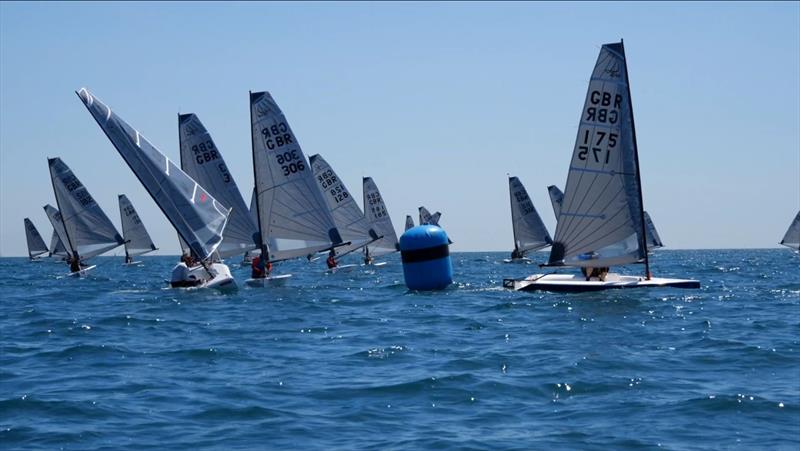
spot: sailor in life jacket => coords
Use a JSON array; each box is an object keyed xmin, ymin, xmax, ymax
[
  {"xmin": 251, "ymin": 254, "xmax": 272, "ymax": 278},
  {"xmin": 171, "ymin": 253, "xmax": 202, "ymax": 287},
  {"xmin": 326, "ymin": 250, "xmax": 337, "ymax": 269}
]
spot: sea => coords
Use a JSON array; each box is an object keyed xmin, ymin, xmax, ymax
[{"xmin": 1, "ymin": 249, "xmax": 798, "ymax": 450}]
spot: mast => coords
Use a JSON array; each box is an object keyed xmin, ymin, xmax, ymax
[
  {"xmin": 620, "ymin": 39, "xmax": 650, "ymax": 279},
  {"xmin": 249, "ymin": 91, "xmax": 268, "ymax": 268},
  {"xmin": 118, "ymin": 196, "xmax": 130, "ymax": 262},
  {"xmin": 48, "ymin": 158, "xmax": 78, "ymax": 262}
]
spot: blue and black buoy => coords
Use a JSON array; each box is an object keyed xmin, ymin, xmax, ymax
[{"xmin": 399, "ymin": 225, "xmax": 453, "ymax": 290}]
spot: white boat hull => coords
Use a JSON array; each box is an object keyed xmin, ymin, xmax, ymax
[
  {"xmin": 325, "ymin": 263, "xmax": 359, "ymax": 274},
  {"xmin": 171, "ymin": 262, "xmax": 236, "ymax": 291},
  {"xmin": 503, "ymin": 273, "xmax": 700, "ymax": 292},
  {"xmin": 123, "ymin": 261, "xmax": 143, "ymax": 266},
  {"xmin": 244, "ymin": 274, "xmax": 293, "ymax": 287},
  {"xmin": 502, "ymin": 257, "xmax": 533, "ymax": 264},
  {"xmin": 66, "ymin": 265, "xmax": 97, "ymax": 277}
]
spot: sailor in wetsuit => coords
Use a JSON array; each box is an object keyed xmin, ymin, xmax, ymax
[
  {"xmin": 251, "ymin": 255, "xmax": 272, "ymax": 278},
  {"xmin": 170, "ymin": 254, "xmax": 202, "ymax": 287},
  {"xmin": 326, "ymin": 250, "xmax": 337, "ymax": 269}
]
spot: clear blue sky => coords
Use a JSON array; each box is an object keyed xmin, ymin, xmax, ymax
[{"xmin": 1, "ymin": 2, "xmax": 798, "ymax": 256}]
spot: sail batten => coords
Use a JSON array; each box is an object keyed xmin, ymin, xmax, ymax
[
  {"xmin": 77, "ymin": 88, "xmax": 229, "ymax": 262},
  {"xmin": 250, "ymin": 91, "xmax": 342, "ymax": 262},
  {"xmin": 48, "ymin": 158, "xmax": 124, "ymax": 260},
  {"xmin": 508, "ymin": 176, "xmax": 552, "ymax": 255},
  {"xmin": 179, "ymin": 113, "xmax": 258, "ymax": 258},
  {"xmin": 548, "ymin": 42, "xmax": 646, "ymax": 268},
  {"xmin": 363, "ymin": 177, "xmax": 399, "ymax": 257}
]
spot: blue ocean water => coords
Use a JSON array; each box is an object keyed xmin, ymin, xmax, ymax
[{"xmin": 1, "ymin": 249, "xmax": 798, "ymax": 449}]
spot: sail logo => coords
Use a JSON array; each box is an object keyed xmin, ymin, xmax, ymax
[
  {"xmin": 256, "ymin": 103, "xmax": 275, "ymax": 118},
  {"xmin": 604, "ymin": 62, "xmax": 621, "ymax": 78},
  {"xmin": 184, "ymin": 122, "xmax": 199, "ymax": 136}
]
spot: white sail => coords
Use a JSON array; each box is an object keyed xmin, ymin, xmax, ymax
[
  {"xmin": 310, "ymin": 154, "xmax": 375, "ymax": 256},
  {"xmin": 509, "ymin": 176, "xmax": 552, "ymax": 255},
  {"xmin": 118, "ymin": 194, "xmax": 157, "ymax": 258},
  {"xmin": 179, "ymin": 113, "xmax": 258, "ymax": 258},
  {"xmin": 405, "ymin": 215, "xmax": 414, "ymax": 231},
  {"xmin": 548, "ymin": 185, "xmax": 564, "ymax": 220},
  {"xmin": 643, "ymin": 211, "xmax": 663, "ymax": 250},
  {"xmin": 249, "ymin": 91, "xmax": 342, "ymax": 262},
  {"xmin": 780, "ymin": 211, "xmax": 800, "ymax": 250},
  {"xmin": 77, "ymin": 88, "xmax": 229, "ymax": 262},
  {"xmin": 48, "ymin": 229, "xmax": 68, "ymax": 258},
  {"xmin": 548, "ymin": 42, "xmax": 647, "ymax": 268},
  {"xmin": 362, "ymin": 177, "xmax": 399, "ymax": 257},
  {"xmin": 48, "ymin": 157, "xmax": 124, "ymax": 260},
  {"xmin": 24, "ymin": 218, "xmax": 49, "ymax": 259},
  {"xmin": 44, "ymin": 204, "xmax": 72, "ymax": 259}
]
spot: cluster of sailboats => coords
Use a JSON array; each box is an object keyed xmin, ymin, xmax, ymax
[{"xmin": 22, "ymin": 40, "xmax": 798, "ymax": 293}]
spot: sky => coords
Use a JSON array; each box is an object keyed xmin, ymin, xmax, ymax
[{"xmin": 1, "ymin": 1, "xmax": 798, "ymax": 256}]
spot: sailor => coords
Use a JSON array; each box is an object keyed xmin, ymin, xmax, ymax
[
  {"xmin": 171, "ymin": 254, "xmax": 201, "ymax": 287},
  {"xmin": 326, "ymin": 250, "xmax": 337, "ymax": 269},
  {"xmin": 364, "ymin": 248, "xmax": 373, "ymax": 265},
  {"xmin": 510, "ymin": 248, "xmax": 523, "ymax": 260},
  {"xmin": 69, "ymin": 255, "xmax": 81, "ymax": 273},
  {"xmin": 250, "ymin": 255, "xmax": 272, "ymax": 279},
  {"xmin": 125, "ymin": 255, "xmax": 133, "ymax": 264}
]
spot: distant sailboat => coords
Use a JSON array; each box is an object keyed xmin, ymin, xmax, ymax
[
  {"xmin": 405, "ymin": 215, "xmax": 415, "ymax": 231},
  {"xmin": 48, "ymin": 157, "xmax": 125, "ymax": 276},
  {"xmin": 504, "ymin": 41, "xmax": 698, "ymax": 292},
  {"xmin": 76, "ymin": 88, "xmax": 234, "ymax": 290},
  {"xmin": 118, "ymin": 194, "xmax": 158, "ymax": 265},
  {"xmin": 24, "ymin": 218, "xmax": 49, "ymax": 261},
  {"xmin": 362, "ymin": 176, "xmax": 399, "ymax": 263},
  {"xmin": 547, "ymin": 185, "xmax": 564, "ymax": 219},
  {"xmin": 419, "ymin": 206, "xmax": 441, "ymax": 226},
  {"xmin": 550, "ymin": 184, "xmax": 662, "ymax": 250},
  {"xmin": 247, "ymin": 91, "xmax": 343, "ymax": 285},
  {"xmin": 780, "ymin": 211, "xmax": 800, "ymax": 251},
  {"xmin": 43, "ymin": 204, "xmax": 70, "ymax": 261},
  {"xmin": 48, "ymin": 229, "xmax": 68, "ymax": 260},
  {"xmin": 505, "ymin": 176, "xmax": 552, "ymax": 263},
  {"xmin": 179, "ymin": 113, "xmax": 258, "ymax": 259},
  {"xmin": 310, "ymin": 154, "xmax": 376, "ymax": 266}
]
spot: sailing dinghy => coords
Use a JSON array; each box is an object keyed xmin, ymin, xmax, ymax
[
  {"xmin": 118, "ymin": 194, "xmax": 157, "ymax": 265},
  {"xmin": 76, "ymin": 88, "xmax": 235, "ymax": 290},
  {"xmin": 405, "ymin": 215, "xmax": 415, "ymax": 231},
  {"xmin": 504, "ymin": 41, "xmax": 698, "ymax": 292},
  {"xmin": 48, "ymin": 158, "xmax": 125, "ymax": 276},
  {"xmin": 780, "ymin": 212, "xmax": 800, "ymax": 251},
  {"xmin": 419, "ymin": 206, "xmax": 441, "ymax": 226},
  {"xmin": 362, "ymin": 176, "xmax": 399, "ymax": 265},
  {"xmin": 43, "ymin": 204, "xmax": 71, "ymax": 261},
  {"xmin": 246, "ymin": 91, "xmax": 344, "ymax": 286},
  {"xmin": 24, "ymin": 218, "xmax": 49, "ymax": 261},
  {"xmin": 504, "ymin": 176, "xmax": 552, "ymax": 264},
  {"xmin": 310, "ymin": 154, "xmax": 377, "ymax": 268},
  {"xmin": 48, "ymin": 229, "xmax": 68, "ymax": 260}
]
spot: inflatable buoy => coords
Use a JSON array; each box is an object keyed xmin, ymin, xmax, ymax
[{"xmin": 399, "ymin": 225, "xmax": 453, "ymax": 290}]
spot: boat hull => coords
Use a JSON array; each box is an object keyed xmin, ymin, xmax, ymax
[
  {"xmin": 171, "ymin": 263, "xmax": 236, "ymax": 291},
  {"xmin": 244, "ymin": 274, "xmax": 292, "ymax": 287},
  {"xmin": 66, "ymin": 264, "xmax": 97, "ymax": 277},
  {"xmin": 503, "ymin": 273, "xmax": 700, "ymax": 293}
]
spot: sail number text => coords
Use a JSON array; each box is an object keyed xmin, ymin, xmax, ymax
[
  {"xmin": 275, "ymin": 150, "xmax": 305, "ymax": 176},
  {"xmin": 191, "ymin": 140, "xmax": 219, "ymax": 164},
  {"xmin": 261, "ymin": 122, "xmax": 294, "ymax": 150},
  {"xmin": 577, "ymin": 130, "xmax": 618, "ymax": 164},
  {"xmin": 585, "ymin": 90, "xmax": 623, "ymax": 124}
]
